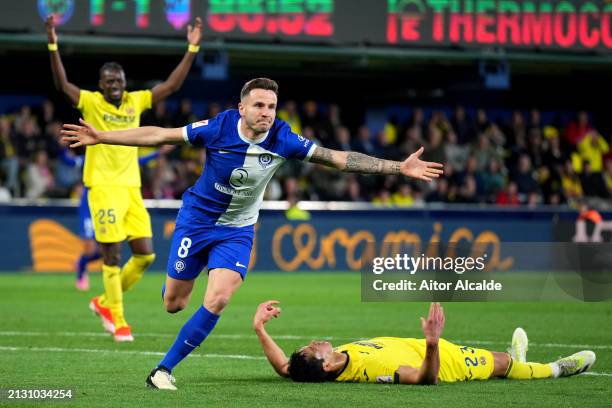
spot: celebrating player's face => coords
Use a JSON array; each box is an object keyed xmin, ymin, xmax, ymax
[
  {"xmin": 240, "ymin": 89, "xmax": 277, "ymax": 134},
  {"xmin": 99, "ymin": 69, "xmax": 127, "ymax": 104}
]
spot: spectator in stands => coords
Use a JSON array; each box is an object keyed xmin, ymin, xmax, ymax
[
  {"xmin": 528, "ymin": 109, "xmax": 542, "ymax": 135},
  {"xmin": 15, "ymin": 117, "xmax": 45, "ymax": 163},
  {"xmin": 277, "ymin": 100, "xmax": 302, "ymax": 135},
  {"xmin": 603, "ymin": 159, "xmax": 612, "ymax": 196},
  {"xmin": 353, "ymin": 125, "xmax": 376, "ymax": 156},
  {"xmin": 43, "ymin": 120, "xmax": 63, "ymax": 160},
  {"xmin": 402, "ymin": 108, "xmax": 427, "ymax": 143},
  {"xmin": 25, "ymin": 150, "xmax": 55, "ymax": 199},
  {"xmin": 577, "ymin": 130, "xmax": 609, "ymax": 173},
  {"xmin": 39, "ymin": 99, "xmax": 58, "ymax": 131},
  {"xmin": 542, "ymin": 127, "xmax": 567, "ymax": 171},
  {"xmin": 0, "ymin": 179, "xmax": 11, "ymax": 202},
  {"xmin": 173, "ymin": 98, "xmax": 196, "ymax": 127},
  {"xmin": 398, "ymin": 126, "xmax": 424, "ymax": 158},
  {"xmin": 423, "ymin": 126, "xmax": 445, "ymax": 165},
  {"xmin": 328, "ymin": 126, "xmax": 353, "ymax": 152},
  {"xmin": 451, "ymin": 105, "xmax": 474, "ymax": 145},
  {"xmin": 513, "ymin": 154, "xmax": 540, "ymax": 196},
  {"xmin": 565, "ymin": 111, "xmax": 592, "ymax": 147},
  {"xmin": 426, "ymin": 178, "xmax": 449, "ymax": 203},
  {"xmin": 580, "ymin": 161, "xmax": 608, "ymax": 198},
  {"xmin": 374, "ymin": 129, "xmax": 401, "ymax": 161},
  {"xmin": 372, "ymin": 189, "xmax": 393, "ymax": 207},
  {"xmin": 391, "ymin": 183, "xmax": 414, "ymax": 207},
  {"xmin": 561, "ymin": 160, "xmax": 583, "ymax": 203},
  {"xmin": 444, "ymin": 131, "xmax": 468, "ymax": 171},
  {"xmin": 480, "ymin": 158, "xmax": 506, "ymax": 201},
  {"xmin": 471, "ymin": 132, "xmax": 500, "ymax": 172},
  {"xmin": 476, "ymin": 109, "xmax": 491, "ymax": 134},
  {"xmin": 456, "ymin": 176, "xmax": 478, "ymax": 204},
  {"xmin": 0, "ymin": 116, "xmax": 19, "ymax": 197},
  {"xmin": 341, "ymin": 175, "xmax": 365, "ymax": 202},
  {"xmin": 496, "ymin": 181, "xmax": 520, "ymax": 206},
  {"xmin": 527, "ymin": 127, "xmax": 545, "ymax": 170}
]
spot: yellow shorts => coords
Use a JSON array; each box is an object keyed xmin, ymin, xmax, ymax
[
  {"xmin": 88, "ymin": 186, "xmax": 152, "ymax": 243},
  {"xmin": 438, "ymin": 339, "xmax": 495, "ymax": 382}
]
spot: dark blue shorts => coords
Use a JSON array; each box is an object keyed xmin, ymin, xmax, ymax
[{"xmin": 166, "ymin": 222, "xmax": 254, "ymax": 280}]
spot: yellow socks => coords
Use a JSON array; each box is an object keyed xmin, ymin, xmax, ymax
[
  {"xmin": 102, "ymin": 264, "xmax": 127, "ymax": 329},
  {"xmin": 98, "ymin": 253, "xmax": 156, "ymax": 306},
  {"xmin": 506, "ymin": 358, "xmax": 553, "ymax": 380},
  {"xmin": 121, "ymin": 253, "xmax": 156, "ymax": 292}
]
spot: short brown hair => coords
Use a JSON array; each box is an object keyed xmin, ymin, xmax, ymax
[{"xmin": 240, "ymin": 78, "xmax": 278, "ymax": 100}]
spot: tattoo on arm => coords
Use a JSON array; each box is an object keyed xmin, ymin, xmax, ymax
[
  {"xmin": 310, "ymin": 147, "xmax": 336, "ymax": 167},
  {"xmin": 311, "ymin": 147, "xmax": 401, "ymax": 175},
  {"xmin": 346, "ymin": 152, "xmax": 401, "ymax": 175}
]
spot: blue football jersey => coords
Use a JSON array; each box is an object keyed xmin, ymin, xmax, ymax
[{"xmin": 180, "ymin": 109, "xmax": 317, "ymax": 227}]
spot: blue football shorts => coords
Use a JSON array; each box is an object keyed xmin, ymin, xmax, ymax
[{"xmin": 166, "ymin": 221, "xmax": 254, "ymax": 280}]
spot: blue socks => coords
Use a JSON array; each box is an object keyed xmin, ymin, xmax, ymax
[
  {"xmin": 158, "ymin": 306, "xmax": 220, "ymax": 372},
  {"xmin": 76, "ymin": 250, "xmax": 102, "ymax": 279},
  {"xmin": 161, "ymin": 283, "xmax": 166, "ymax": 301}
]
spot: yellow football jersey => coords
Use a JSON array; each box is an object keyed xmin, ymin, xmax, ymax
[
  {"xmin": 77, "ymin": 90, "xmax": 152, "ymax": 187},
  {"xmin": 334, "ymin": 337, "xmax": 493, "ymax": 384}
]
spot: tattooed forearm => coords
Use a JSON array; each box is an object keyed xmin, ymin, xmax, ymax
[
  {"xmin": 310, "ymin": 147, "xmax": 336, "ymax": 167},
  {"xmin": 310, "ymin": 147, "xmax": 402, "ymax": 175},
  {"xmin": 345, "ymin": 152, "xmax": 383, "ymax": 173},
  {"xmin": 345, "ymin": 152, "xmax": 401, "ymax": 175}
]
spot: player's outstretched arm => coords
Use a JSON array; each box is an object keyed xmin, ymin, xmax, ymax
[
  {"xmin": 151, "ymin": 17, "xmax": 202, "ymax": 104},
  {"xmin": 45, "ymin": 15, "xmax": 80, "ymax": 105},
  {"xmin": 253, "ymin": 301, "xmax": 290, "ymax": 378},
  {"xmin": 61, "ymin": 119, "xmax": 185, "ymax": 147},
  {"xmin": 396, "ymin": 302, "xmax": 445, "ymax": 385},
  {"xmin": 309, "ymin": 146, "xmax": 443, "ymax": 182}
]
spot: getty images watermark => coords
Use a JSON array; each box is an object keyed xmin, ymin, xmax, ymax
[{"xmin": 361, "ymin": 242, "xmax": 612, "ymax": 302}]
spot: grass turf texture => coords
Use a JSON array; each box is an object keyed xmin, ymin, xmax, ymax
[{"xmin": 0, "ymin": 272, "xmax": 610, "ymax": 408}]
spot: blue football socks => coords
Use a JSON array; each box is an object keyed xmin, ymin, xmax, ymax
[
  {"xmin": 158, "ymin": 306, "xmax": 220, "ymax": 372},
  {"xmin": 76, "ymin": 250, "xmax": 102, "ymax": 279}
]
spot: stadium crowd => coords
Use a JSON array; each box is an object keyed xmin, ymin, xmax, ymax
[{"xmin": 0, "ymin": 99, "xmax": 610, "ymax": 208}]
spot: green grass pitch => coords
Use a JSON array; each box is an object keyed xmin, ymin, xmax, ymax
[{"xmin": 0, "ymin": 272, "xmax": 610, "ymax": 407}]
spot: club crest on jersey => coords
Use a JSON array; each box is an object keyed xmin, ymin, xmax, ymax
[
  {"xmin": 258, "ymin": 153, "xmax": 273, "ymax": 168},
  {"xmin": 192, "ymin": 119, "xmax": 209, "ymax": 129},
  {"xmin": 229, "ymin": 168, "xmax": 249, "ymax": 189},
  {"xmin": 174, "ymin": 260, "xmax": 185, "ymax": 273}
]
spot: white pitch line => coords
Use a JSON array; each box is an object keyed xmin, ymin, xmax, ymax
[
  {"xmin": 0, "ymin": 345, "xmax": 610, "ymax": 378},
  {"xmin": 0, "ymin": 331, "xmax": 611, "ymax": 350},
  {"xmin": 0, "ymin": 345, "xmax": 265, "ymax": 360}
]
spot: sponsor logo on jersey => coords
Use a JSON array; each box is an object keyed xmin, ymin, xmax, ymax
[
  {"xmin": 174, "ymin": 260, "xmax": 185, "ymax": 272},
  {"xmin": 258, "ymin": 153, "xmax": 273, "ymax": 168},
  {"xmin": 192, "ymin": 119, "xmax": 209, "ymax": 129},
  {"xmin": 229, "ymin": 168, "xmax": 249, "ymax": 189},
  {"xmin": 214, "ymin": 183, "xmax": 254, "ymax": 197}
]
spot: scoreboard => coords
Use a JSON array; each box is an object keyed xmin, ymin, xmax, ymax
[{"xmin": 1, "ymin": 0, "xmax": 611, "ymax": 53}]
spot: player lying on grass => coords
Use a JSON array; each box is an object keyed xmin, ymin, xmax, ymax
[{"xmin": 253, "ymin": 301, "xmax": 596, "ymax": 384}]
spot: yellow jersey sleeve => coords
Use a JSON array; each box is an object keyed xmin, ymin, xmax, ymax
[
  {"xmin": 76, "ymin": 90, "xmax": 95, "ymax": 113},
  {"xmin": 129, "ymin": 90, "xmax": 152, "ymax": 113}
]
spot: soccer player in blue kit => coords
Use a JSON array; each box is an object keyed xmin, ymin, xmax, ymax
[{"xmin": 61, "ymin": 78, "xmax": 444, "ymax": 390}]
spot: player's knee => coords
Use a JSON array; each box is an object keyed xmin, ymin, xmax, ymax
[
  {"xmin": 204, "ymin": 292, "xmax": 232, "ymax": 314},
  {"xmin": 135, "ymin": 253, "xmax": 156, "ymax": 268},
  {"xmin": 164, "ymin": 296, "xmax": 187, "ymax": 313}
]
